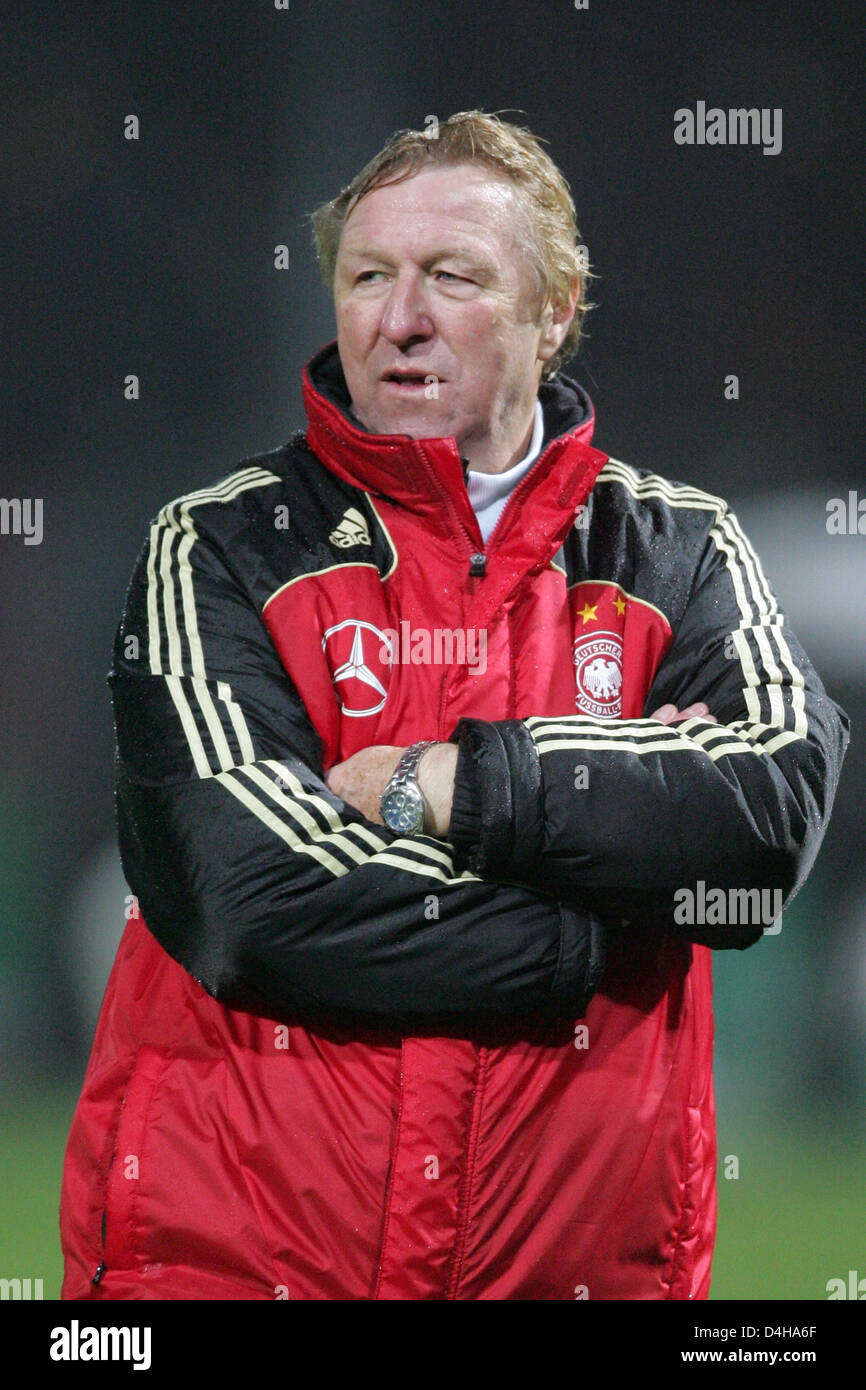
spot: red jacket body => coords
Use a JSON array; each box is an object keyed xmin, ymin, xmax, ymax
[{"xmin": 60, "ymin": 343, "xmax": 847, "ymax": 1299}]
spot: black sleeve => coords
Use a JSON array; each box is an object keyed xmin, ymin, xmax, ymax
[
  {"xmin": 447, "ymin": 501, "xmax": 850, "ymax": 949},
  {"xmin": 110, "ymin": 496, "xmax": 607, "ymax": 1029}
]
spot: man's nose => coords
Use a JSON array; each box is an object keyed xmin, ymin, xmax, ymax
[{"xmin": 378, "ymin": 272, "xmax": 433, "ymax": 345}]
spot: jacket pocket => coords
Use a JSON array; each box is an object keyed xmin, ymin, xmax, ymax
[{"xmin": 101, "ymin": 1045, "xmax": 169, "ymax": 1272}]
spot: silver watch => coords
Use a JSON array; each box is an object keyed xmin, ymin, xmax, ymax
[{"xmin": 379, "ymin": 740, "xmax": 437, "ymax": 835}]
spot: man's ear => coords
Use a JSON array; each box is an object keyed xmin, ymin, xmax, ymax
[{"xmin": 537, "ymin": 274, "xmax": 580, "ymax": 365}]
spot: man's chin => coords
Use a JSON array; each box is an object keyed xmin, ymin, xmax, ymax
[{"xmin": 356, "ymin": 404, "xmax": 456, "ymax": 442}]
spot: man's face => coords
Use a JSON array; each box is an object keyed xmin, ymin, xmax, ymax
[{"xmin": 333, "ymin": 163, "xmax": 574, "ymax": 471}]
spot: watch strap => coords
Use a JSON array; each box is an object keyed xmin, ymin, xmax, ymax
[{"xmin": 380, "ymin": 740, "xmax": 437, "ymax": 832}]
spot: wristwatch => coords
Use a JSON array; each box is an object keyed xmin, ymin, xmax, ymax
[{"xmin": 379, "ymin": 740, "xmax": 437, "ymax": 835}]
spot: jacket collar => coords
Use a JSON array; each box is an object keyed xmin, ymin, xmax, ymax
[{"xmin": 302, "ymin": 340, "xmax": 607, "ymax": 556}]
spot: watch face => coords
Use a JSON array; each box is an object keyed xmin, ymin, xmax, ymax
[{"xmin": 382, "ymin": 784, "xmax": 425, "ymax": 835}]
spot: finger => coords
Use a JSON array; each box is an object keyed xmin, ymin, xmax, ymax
[
  {"xmin": 651, "ymin": 703, "xmax": 679, "ymax": 724},
  {"xmin": 670, "ymin": 703, "xmax": 719, "ymax": 725}
]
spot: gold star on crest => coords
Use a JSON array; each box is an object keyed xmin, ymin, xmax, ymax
[
  {"xmin": 613, "ymin": 593, "xmax": 627, "ymax": 616},
  {"xmin": 577, "ymin": 602, "xmax": 598, "ymax": 624}
]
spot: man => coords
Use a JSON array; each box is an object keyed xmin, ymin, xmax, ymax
[{"xmin": 60, "ymin": 111, "xmax": 848, "ymax": 1300}]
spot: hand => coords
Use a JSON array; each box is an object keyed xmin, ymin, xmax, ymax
[
  {"xmin": 325, "ymin": 745, "xmax": 405, "ymax": 823},
  {"xmin": 651, "ymin": 701, "xmax": 718, "ymax": 725},
  {"xmin": 325, "ymin": 741, "xmax": 459, "ymax": 835}
]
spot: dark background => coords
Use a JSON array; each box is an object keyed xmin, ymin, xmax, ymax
[{"xmin": 1, "ymin": 0, "xmax": 864, "ymax": 1298}]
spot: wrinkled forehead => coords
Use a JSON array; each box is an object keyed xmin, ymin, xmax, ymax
[{"xmin": 338, "ymin": 163, "xmax": 528, "ymax": 259}]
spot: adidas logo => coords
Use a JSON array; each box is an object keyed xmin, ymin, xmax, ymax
[{"xmin": 329, "ymin": 507, "xmax": 371, "ymax": 549}]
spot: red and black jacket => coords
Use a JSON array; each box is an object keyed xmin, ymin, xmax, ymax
[{"xmin": 60, "ymin": 341, "xmax": 848, "ymax": 1300}]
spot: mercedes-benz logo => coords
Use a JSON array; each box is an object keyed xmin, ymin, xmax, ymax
[{"xmin": 322, "ymin": 619, "xmax": 393, "ymax": 717}]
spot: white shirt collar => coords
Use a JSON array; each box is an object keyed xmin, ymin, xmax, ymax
[{"xmin": 465, "ymin": 399, "xmax": 545, "ymax": 508}]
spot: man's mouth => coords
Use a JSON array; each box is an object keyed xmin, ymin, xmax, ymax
[{"xmin": 381, "ymin": 370, "xmax": 439, "ymax": 389}]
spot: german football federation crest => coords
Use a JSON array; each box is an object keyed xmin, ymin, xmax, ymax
[{"xmin": 573, "ymin": 630, "xmax": 623, "ymax": 718}]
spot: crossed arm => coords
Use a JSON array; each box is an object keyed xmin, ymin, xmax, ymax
[
  {"xmin": 326, "ymin": 703, "xmax": 718, "ymax": 832},
  {"xmin": 114, "ymin": 495, "xmax": 848, "ymax": 1025}
]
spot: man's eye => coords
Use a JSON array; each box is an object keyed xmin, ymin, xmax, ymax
[
  {"xmin": 356, "ymin": 271, "xmax": 383, "ymax": 283},
  {"xmin": 435, "ymin": 271, "xmax": 467, "ymax": 283}
]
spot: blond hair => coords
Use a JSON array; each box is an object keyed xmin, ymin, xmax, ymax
[{"xmin": 310, "ymin": 110, "xmax": 594, "ymax": 378}]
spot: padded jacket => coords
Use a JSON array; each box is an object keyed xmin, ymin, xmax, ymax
[{"xmin": 59, "ymin": 341, "xmax": 849, "ymax": 1299}]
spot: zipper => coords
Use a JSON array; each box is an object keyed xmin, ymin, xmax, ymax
[
  {"xmin": 92, "ymin": 1210, "xmax": 107, "ymax": 1284},
  {"xmin": 468, "ymin": 551, "xmax": 486, "ymax": 585},
  {"xmin": 411, "ymin": 444, "xmax": 488, "ymax": 735},
  {"xmin": 483, "ymin": 441, "xmax": 558, "ymax": 558},
  {"xmin": 414, "ymin": 442, "xmax": 484, "ymax": 587}
]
